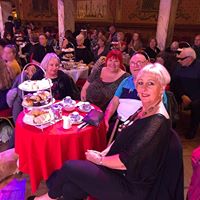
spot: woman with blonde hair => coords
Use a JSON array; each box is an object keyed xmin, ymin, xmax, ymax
[
  {"xmin": 116, "ymin": 32, "xmax": 127, "ymax": 52},
  {"xmin": 75, "ymin": 34, "xmax": 93, "ymax": 64},
  {"xmin": 0, "ymin": 58, "xmax": 12, "ymax": 110},
  {"xmin": 33, "ymin": 63, "xmax": 183, "ymax": 200}
]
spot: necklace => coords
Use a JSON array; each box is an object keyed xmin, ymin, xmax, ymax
[
  {"xmin": 118, "ymin": 107, "xmax": 142, "ymax": 132},
  {"xmin": 118, "ymin": 101, "xmax": 161, "ymax": 132},
  {"xmin": 140, "ymin": 106, "xmax": 156, "ymax": 117},
  {"xmin": 140, "ymin": 100, "xmax": 161, "ymax": 118}
]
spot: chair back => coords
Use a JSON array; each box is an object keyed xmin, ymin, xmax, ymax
[
  {"xmin": 0, "ymin": 108, "xmax": 12, "ymax": 118},
  {"xmin": 165, "ymin": 91, "xmax": 179, "ymax": 127},
  {"xmin": 0, "ymin": 108, "xmax": 14, "ymax": 128}
]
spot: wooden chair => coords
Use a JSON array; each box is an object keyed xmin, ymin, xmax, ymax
[{"xmin": 0, "ymin": 108, "xmax": 14, "ymax": 129}]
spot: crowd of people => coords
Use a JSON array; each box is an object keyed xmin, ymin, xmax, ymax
[{"xmin": 0, "ymin": 16, "xmax": 200, "ymax": 199}]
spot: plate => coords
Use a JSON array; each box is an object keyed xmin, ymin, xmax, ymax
[
  {"xmin": 18, "ymin": 79, "xmax": 53, "ymax": 92},
  {"xmin": 78, "ymin": 66, "xmax": 87, "ymax": 69},
  {"xmin": 23, "ymin": 110, "xmax": 54, "ymax": 126},
  {"xmin": 61, "ymin": 48, "xmax": 74, "ymax": 52},
  {"xmin": 78, "ymin": 105, "xmax": 94, "ymax": 113},
  {"xmin": 68, "ymin": 114, "xmax": 83, "ymax": 124},
  {"xmin": 22, "ymin": 98, "xmax": 55, "ymax": 108}
]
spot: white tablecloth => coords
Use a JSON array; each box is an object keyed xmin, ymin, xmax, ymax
[{"xmin": 60, "ymin": 66, "xmax": 89, "ymax": 83}]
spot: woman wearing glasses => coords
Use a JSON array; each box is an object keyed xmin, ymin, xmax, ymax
[{"xmin": 33, "ymin": 63, "xmax": 183, "ymax": 200}]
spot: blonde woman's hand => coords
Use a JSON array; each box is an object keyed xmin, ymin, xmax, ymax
[{"xmin": 85, "ymin": 150, "xmax": 102, "ymax": 165}]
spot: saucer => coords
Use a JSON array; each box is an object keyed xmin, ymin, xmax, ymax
[
  {"xmin": 69, "ymin": 114, "xmax": 83, "ymax": 124},
  {"xmin": 78, "ymin": 105, "xmax": 94, "ymax": 113}
]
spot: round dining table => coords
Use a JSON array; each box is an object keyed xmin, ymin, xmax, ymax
[
  {"xmin": 60, "ymin": 66, "xmax": 89, "ymax": 83},
  {"xmin": 15, "ymin": 104, "xmax": 107, "ymax": 193}
]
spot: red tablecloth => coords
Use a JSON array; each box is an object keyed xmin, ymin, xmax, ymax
[{"xmin": 15, "ymin": 105, "xmax": 107, "ymax": 193}]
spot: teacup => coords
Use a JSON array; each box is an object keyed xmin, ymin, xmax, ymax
[
  {"xmin": 64, "ymin": 96, "xmax": 72, "ymax": 105},
  {"xmin": 82, "ymin": 102, "xmax": 91, "ymax": 111},
  {"xmin": 51, "ymin": 104, "xmax": 62, "ymax": 120},
  {"xmin": 70, "ymin": 111, "xmax": 80, "ymax": 122}
]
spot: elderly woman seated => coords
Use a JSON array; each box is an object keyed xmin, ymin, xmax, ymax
[
  {"xmin": 81, "ymin": 50, "xmax": 129, "ymax": 111},
  {"xmin": 32, "ymin": 53, "xmax": 79, "ymax": 100},
  {"xmin": 33, "ymin": 63, "xmax": 183, "ymax": 200}
]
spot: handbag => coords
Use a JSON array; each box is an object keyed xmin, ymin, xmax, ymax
[{"xmin": 83, "ymin": 109, "xmax": 104, "ymax": 127}]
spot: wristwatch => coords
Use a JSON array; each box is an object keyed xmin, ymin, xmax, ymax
[{"xmin": 99, "ymin": 155, "xmax": 103, "ymax": 165}]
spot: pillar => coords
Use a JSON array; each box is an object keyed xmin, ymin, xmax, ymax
[
  {"xmin": 64, "ymin": 0, "xmax": 75, "ymax": 32},
  {"xmin": 156, "ymin": 0, "xmax": 179, "ymax": 50},
  {"xmin": 0, "ymin": 1, "xmax": 12, "ymax": 38},
  {"xmin": 57, "ymin": 0, "xmax": 75, "ymax": 47},
  {"xmin": 0, "ymin": 4, "xmax": 3, "ymax": 38},
  {"xmin": 57, "ymin": 0, "xmax": 65, "ymax": 47}
]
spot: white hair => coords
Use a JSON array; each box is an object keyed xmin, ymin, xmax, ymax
[
  {"xmin": 76, "ymin": 33, "xmax": 84, "ymax": 41},
  {"xmin": 136, "ymin": 63, "xmax": 171, "ymax": 87},
  {"xmin": 40, "ymin": 53, "xmax": 60, "ymax": 71}
]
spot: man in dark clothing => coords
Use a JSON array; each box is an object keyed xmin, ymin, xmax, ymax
[
  {"xmin": 32, "ymin": 34, "xmax": 54, "ymax": 64},
  {"xmin": 108, "ymin": 25, "xmax": 118, "ymax": 43},
  {"xmin": 192, "ymin": 34, "xmax": 200, "ymax": 60},
  {"xmin": 171, "ymin": 47, "xmax": 200, "ymax": 139},
  {"xmin": 4, "ymin": 16, "xmax": 15, "ymax": 37}
]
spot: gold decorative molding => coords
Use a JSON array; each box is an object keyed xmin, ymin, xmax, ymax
[
  {"xmin": 27, "ymin": 0, "xmax": 56, "ymax": 18},
  {"xmin": 128, "ymin": 0, "xmax": 190, "ymax": 21},
  {"xmin": 128, "ymin": 0, "xmax": 159, "ymax": 21},
  {"xmin": 76, "ymin": 0, "xmax": 108, "ymax": 20}
]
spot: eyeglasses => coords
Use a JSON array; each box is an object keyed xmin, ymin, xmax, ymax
[
  {"xmin": 178, "ymin": 56, "xmax": 190, "ymax": 61},
  {"xmin": 130, "ymin": 60, "xmax": 146, "ymax": 67}
]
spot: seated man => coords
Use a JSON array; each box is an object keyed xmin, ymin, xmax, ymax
[{"xmin": 171, "ymin": 47, "xmax": 200, "ymax": 139}]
